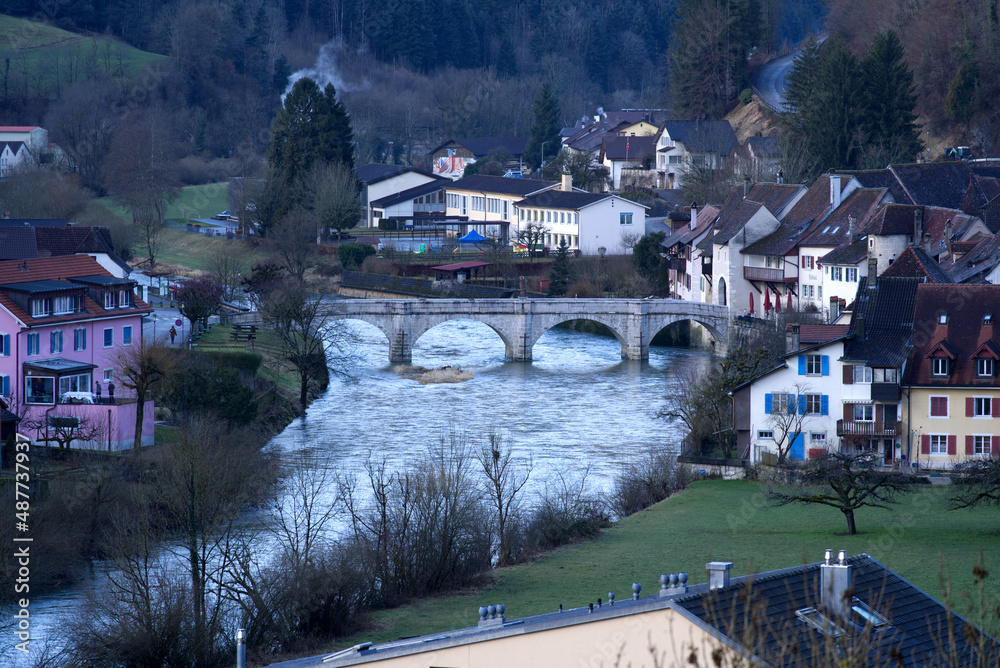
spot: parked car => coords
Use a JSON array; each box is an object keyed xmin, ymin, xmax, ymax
[{"xmin": 213, "ymin": 210, "xmax": 230, "ymax": 220}]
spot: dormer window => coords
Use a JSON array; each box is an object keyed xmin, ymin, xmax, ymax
[
  {"xmin": 104, "ymin": 292, "xmax": 114, "ymax": 309},
  {"xmin": 931, "ymin": 357, "xmax": 950, "ymax": 377},
  {"xmin": 939, "ymin": 313, "xmax": 948, "ymax": 324},
  {"xmin": 31, "ymin": 298, "xmax": 51, "ymax": 317},
  {"xmin": 985, "ymin": 314, "xmax": 994, "ymax": 326},
  {"xmin": 977, "ymin": 358, "xmax": 996, "ymax": 378}
]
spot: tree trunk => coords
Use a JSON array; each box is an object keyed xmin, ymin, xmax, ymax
[
  {"xmin": 133, "ymin": 391, "xmax": 145, "ymax": 452},
  {"xmin": 299, "ymin": 372, "xmax": 309, "ymax": 412},
  {"xmin": 844, "ymin": 508, "xmax": 857, "ymax": 535}
]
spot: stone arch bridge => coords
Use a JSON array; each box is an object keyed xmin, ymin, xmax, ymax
[{"xmin": 319, "ymin": 299, "xmax": 729, "ymax": 362}]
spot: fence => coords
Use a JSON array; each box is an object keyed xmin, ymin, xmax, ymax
[{"xmin": 340, "ymin": 271, "xmax": 515, "ymax": 298}]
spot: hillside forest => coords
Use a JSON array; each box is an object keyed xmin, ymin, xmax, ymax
[{"xmin": 0, "ymin": 0, "xmax": 997, "ymax": 199}]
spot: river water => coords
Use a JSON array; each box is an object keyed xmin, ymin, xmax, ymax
[{"xmin": 18, "ymin": 319, "xmax": 711, "ymax": 661}]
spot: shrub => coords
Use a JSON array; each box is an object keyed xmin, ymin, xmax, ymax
[
  {"xmin": 203, "ymin": 350, "xmax": 262, "ymax": 374},
  {"xmin": 523, "ymin": 474, "xmax": 609, "ymax": 552},
  {"xmin": 566, "ymin": 280, "xmax": 603, "ymax": 298},
  {"xmin": 740, "ymin": 88, "xmax": 754, "ymax": 105},
  {"xmin": 610, "ymin": 451, "xmax": 691, "ymax": 519},
  {"xmin": 360, "ymin": 256, "xmax": 396, "ymax": 275},
  {"xmin": 338, "ymin": 243, "xmax": 376, "ymax": 270}
]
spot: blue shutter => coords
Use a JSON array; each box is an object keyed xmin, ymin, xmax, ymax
[
  {"xmin": 2, "ymin": 375, "xmax": 9, "ymax": 397},
  {"xmin": 50, "ymin": 331, "xmax": 56, "ymax": 353},
  {"xmin": 81, "ymin": 329, "xmax": 86, "ymax": 350},
  {"xmin": 821, "ymin": 395, "xmax": 829, "ymax": 415},
  {"xmin": 798, "ymin": 356, "xmax": 806, "ymax": 375},
  {"xmin": 765, "ymin": 393, "xmax": 773, "ymax": 413},
  {"xmin": 798, "ymin": 394, "xmax": 807, "ymax": 415},
  {"xmin": 821, "ymin": 355, "xmax": 830, "ymax": 376}
]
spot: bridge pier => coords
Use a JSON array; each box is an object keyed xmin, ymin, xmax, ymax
[
  {"xmin": 388, "ymin": 304, "xmax": 413, "ymax": 363},
  {"xmin": 506, "ymin": 304, "xmax": 532, "ymax": 361}
]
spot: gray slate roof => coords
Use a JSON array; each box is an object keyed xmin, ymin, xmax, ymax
[
  {"xmin": 662, "ymin": 120, "xmax": 738, "ymax": 156},
  {"xmin": 842, "ymin": 276, "xmax": 921, "ymax": 366},
  {"xmin": 448, "ymin": 175, "xmax": 557, "ymax": 196}
]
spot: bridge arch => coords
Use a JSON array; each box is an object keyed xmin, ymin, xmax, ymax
[
  {"xmin": 527, "ymin": 314, "xmax": 630, "ymax": 359},
  {"xmin": 407, "ymin": 314, "xmax": 517, "ymax": 359},
  {"xmin": 648, "ymin": 315, "xmax": 727, "ymax": 353}
]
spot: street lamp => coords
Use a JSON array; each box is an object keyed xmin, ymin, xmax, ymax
[{"xmin": 540, "ymin": 140, "xmax": 552, "ymax": 175}]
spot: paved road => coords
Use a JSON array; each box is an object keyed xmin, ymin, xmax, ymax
[
  {"xmin": 753, "ymin": 51, "xmax": 797, "ymax": 112},
  {"xmin": 752, "ymin": 35, "xmax": 827, "ymax": 113}
]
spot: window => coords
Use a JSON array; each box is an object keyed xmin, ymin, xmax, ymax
[
  {"xmin": 831, "ymin": 266, "xmax": 843, "ymax": 281},
  {"xmin": 930, "ymin": 396, "xmax": 948, "ymax": 417},
  {"xmin": 27, "ymin": 332, "xmax": 39, "ymax": 356},
  {"xmin": 103, "ymin": 369, "xmax": 113, "ymax": 383},
  {"xmin": 977, "ymin": 358, "xmax": 995, "ymax": 377},
  {"xmin": 853, "ymin": 404, "xmax": 874, "ymax": 421},
  {"xmin": 931, "ymin": 357, "xmax": 949, "ymax": 376},
  {"xmin": 103, "ymin": 328, "xmax": 113, "ymax": 348},
  {"xmin": 0, "ymin": 333, "xmax": 9, "ymax": 356},
  {"xmin": 25, "ymin": 376, "xmax": 55, "ymax": 404},
  {"xmin": 929, "ymin": 434, "xmax": 948, "ymax": 455},
  {"xmin": 50, "ymin": 330, "xmax": 63, "ymax": 354},
  {"xmin": 873, "ymin": 368, "xmax": 898, "ymax": 383},
  {"xmin": 765, "ymin": 255, "xmax": 781, "ymax": 268},
  {"xmin": 74, "ymin": 327, "xmax": 86, "ymax": 351},
  {"xmin": 758, "ymin": 430, "xmax": 774, "ymax": 440},
  {"xmin": 31, "ymin": 298, "xmax": 51, "ymax": 317},
  {"xmin": 58, "ymin": 373, "xmax": 90, "ymax": 397},
  {"xmin": 853, "ymin": 366, "xmax": 873, "ymax": 383},
  {"xmin": 123, "ymin": 325, "xmax": 133, "ymax": 346},
  {"xmin": 939, "ymin": 313, "xmax": 948, "ymax": 324},
  {"xmin": 104, "ymin": 291, "xmax": 115, "ymax": 309},
  {"xmin": 471, "ymin": 196, "xmax": 484, "ymax": 212},
  {"xmin": 974, "ymin": 397, "xmax": 992, "ymax": 417},
  {"xmin": 0, "ymin": 375, "xmax": 9, "ymax": 397},
  {"xmin": 805, "ymin": 355, "xmax": 823, "ymax": 375},
  {"xmin": 974, "ymin": 435, "xmax": 992, "ymax": 455},
  {"xmin": 804, "ymin": 394, "xmax": 824, "ymax": 414},
  {"xmin": 801, "ymin": 256, "xmax": 814, "ymax": 269},
  {"xmin": 119, "ymin": 289, "xmax": 130, "ymax": 308},
  {"xmin": 560, "ymin": 212, "xmax": 565, "ymax": 224},
  {"xmin": 811, "ymin": 432, "xmax": 827, "ymax": 444},
  {"xmin": 620, "ymin": 212, "xmax": 633, "ymax": 225},
  {"xmin": 846, "ymin": 267, "xmax": 858, "ymax": 282},
  {"xmin": 803, "ymin": 285, "xmax": 814, "ymax": 298},
  {"xmin": 53, "ymin": 295, "xmax": 75, "ymax": 315},
  {"xmin": 770, "ymin": 393, "xmax": 790, "ymax": 414}
]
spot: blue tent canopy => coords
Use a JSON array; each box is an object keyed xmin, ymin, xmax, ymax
[{"xmin": 457, "ymin": 229, "xmax": 488, "ymax": 243}]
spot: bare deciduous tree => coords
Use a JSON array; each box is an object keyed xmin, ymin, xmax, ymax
[
  {"xmin": 115, "ymin": 339, "xmax": 175, "ymax": 452},
  {"xmin": 270, "ymin": 208, "xmax": 318, "ymax": 285},
  {"xmin": 516, "ymin": 222, "xmax": 549, "ymax": 261},
  {"xmin": 764, "ymin": 383, "xmax": 819, "ymax": 465},
  {"xmin": 475, "ymin": 429, "xmax": 531, "ymax": 566},
  {"xmin": 207, "ymin": 242, "xmax": 252, "ymax": 302}
]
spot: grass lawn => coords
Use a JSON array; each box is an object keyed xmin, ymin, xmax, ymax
[
  {"xmin": 339, "ymin": 479, "xmax": 1000, "ymax": 646},
  {"xmin": 152, "ymin": 228, "xmax": 265, "ymax": 272},
  {"xmin": 193, "ymin": 325, "xmax": 298, "ymax": 395},
  {"xmin": 0, "ymin": 14, "xmax": 166, "ymax": 86},
  {"xmin": 94, "ymin": 183, "xmax": 231, "ymax": 226}
]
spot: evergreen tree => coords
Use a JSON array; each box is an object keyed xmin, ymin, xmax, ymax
[
  {"xmin": 806, "ymin": 40, "xmax": 862, "ymax": 170},
  {"xmin": 546, "ymin": 241, "xmax": 572, "ymax": 297},
  {"xmin": 524, "ymin": 83, "xmax": 562, "ymax": 171},
  {"xmin": 860, "ymin": 30, "xmax": 922, "ymax": 163},
  {"xmin": 783, "ymin": 32, "xmax": 821, "ymax": 119},
  {"xmin": 267, "ymin": 77, "xmax": 354, "ymax": 211}
]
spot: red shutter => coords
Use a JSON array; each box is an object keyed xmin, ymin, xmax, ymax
[
  {"xmin": 843, "ymin": 365, "xmax": 853, "ymax": 384},
  {"xmin": 967, "ymin": 397, "xmax": 975, "ymax": 417},
  {"xmin": 966, "ymin": 435, "xmax": 975, "ymax": 455},
  {"xmin": 948, "ymin": 435, "xmax": 957, "ymax": 455},
  {"xmin": 922, "ymin": 435, "xmax": 930, "ymax": 455},
  {"xmin": 844, "ymin": 403, "xmax": 852, "ymax": 422},
  {"xmin": 993, "ymin": 398, "xmax": 999, "ymax": 417},
  {"xmin": 994, "ymin": 436, "xmax": 1000, "ymax": 455}
]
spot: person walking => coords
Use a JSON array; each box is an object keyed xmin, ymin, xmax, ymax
[{"xmin": 169, "ymin": 326, "xmax": 177, "ymax": 345}]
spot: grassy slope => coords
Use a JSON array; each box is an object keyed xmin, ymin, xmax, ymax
[
  {"xmin": 341, "ymin": 480, "xmax": 1000, "ymax": 646},
  {"xmin": 0, "ymin": 14, "xmax": 165, "ymax": 82}
]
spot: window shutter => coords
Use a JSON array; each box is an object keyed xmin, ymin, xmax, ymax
[
  {"xmin": 50, "ymin": 331, "xmax": 55, "ymax": 353},
  {"xmin": 993, "ymin": 436, "xmax": 1000, "ymax": 455},
  {"xmin": 798, "ymin": 394, "xmax": 807, "ymax": 415},
  {"xmin": 844, "ymin": 403, "xmax": 852, "ymax": 421},
  {"xmin": 821, "ymin": 395, "xmax": 829, "ymax": 415},
  {"xmin": 821, "ymin": 355, "xmax": 829, "ymax": 376},
  {"xmin": 967, "ymin": 397, "xmax": 974, "ymax": 417},
  {"xmin": 948, "ymin": 435, "xmax": 957, "ymax": 456},
  {"xmin": 798, "ymin": 356, "xmax": 806, "ymax": 375},
  {"xmin": 921, "ymin": 434, "xmax": 930, "ymax": 455},
  {"xmin": 82, "ymin": 329, "xmax": 86, "ymax": 350},
  {"xmin": 2, "ymin": 375, "xmax": 8, "ymax": 396},
  {"xmin": 765, "ymin": 393, "xmax": 773, "ymax": 413},
  {"xmin": 843, "ymin": 365, "xmax": 853, "ymax": 384},
  {"xmin": 993, "ymin": 398, "xmax": 999, "ymax": 417},
  {"xmin": 966, "ymin": 435, "xmax": 975, "ymax": 455}
]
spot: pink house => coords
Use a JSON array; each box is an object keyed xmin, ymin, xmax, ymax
[{"xmin": 0, "ymin": 256, "xmax": 154, "ymax": 450}]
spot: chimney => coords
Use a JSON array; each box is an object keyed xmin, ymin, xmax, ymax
[
  {"xmin": 707, "ymin": 561, "xmax": 733, "ymax": 590},
  {"xmin": 776, "ymin": 169, "xmax": 784, "ymax": 185},
  {"xmin": 820, "ymin": 550, "xmax": 853, "ymax": 618},
  {"xmin": 848, "ymin": 215, "xmax": 857, "ymax": 243},
  {"xmin": 829, "ymin": 173, "xmax": 842, "ymax": 209},
  {"xmin": 945, "ymin": 219, "xmax": 953, "ymax": 246},
  {"xmin": 561, "ymin": 173, "xmax": 573, "ymax": 192},
  {"xmin": 743, "ymin": 176, "xmax": 751, "ymax": 198},
  {"xmin": 913, "ymin": 208, "xmax": 923, "ymax": 246},
  {"xmin": 690, "ymin": 201, "xmax": 698, "ymax": 230},
  {"xmin": 856, "ymin": 313, "xmax": 866, "ymax": 340},
  {"xmin": 785, "ymin": 323, "xmax": 800, "ymax": 353},
  {"xmin": 867, "ymin": 257, "xmax": 877, "ymax": 284}
]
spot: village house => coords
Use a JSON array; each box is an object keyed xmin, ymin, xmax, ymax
[
  {"xmin": 263, "ymin": 553, "xmax": 992, "ymax": 668},
  {"xmin": 428, "ymin": 138, "xmax": 528, "ymax": 179},
  {"xmin": 443, "ymin": 174, "xmax": 559, "ymax": 244},
  {"xmin": 0, "ymin": 256, "xmax": 154, "ymax": 450},
  {"xmin": 661, "ymin": 204, "xmax": 719, "ymax": 302},
  {"xmin": 356, "ymin": 164, "xmax": 445, "ymax": 228},
  {"xmin": 904, "ymin": 284, "xmax": 1000, "ymax": 468},
  {"xmin": 514, "ymin": 175, "xmax": 648, "ymax": 254},
  {"xmin": 654, "ymin": 120, "xmax": 738, "ymax": 190}
]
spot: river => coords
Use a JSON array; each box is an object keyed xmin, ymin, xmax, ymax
[{"xmin": 17, "ymin": 319, "xmax": 711, "ymax": 662}]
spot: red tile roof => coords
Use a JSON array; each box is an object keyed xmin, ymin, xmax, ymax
[{"xmin": 905, "ymin": 284, "xmax": 1000, "ymax": 386}]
